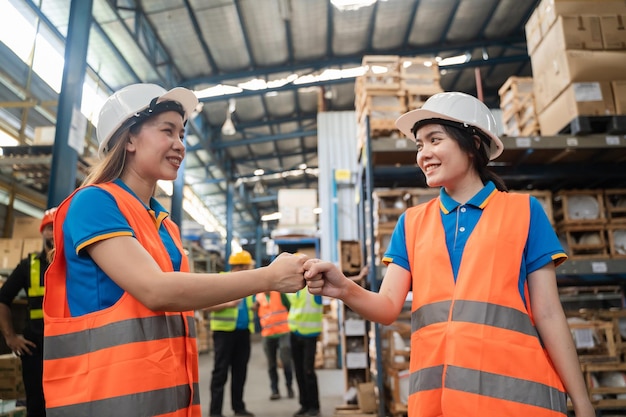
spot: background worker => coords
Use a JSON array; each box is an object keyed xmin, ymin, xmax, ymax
[
  {"xmin": 207, "ymin": 250, "xmax": 257, "ymax": 417},
  {"xmin": 0, "ymin": 207, "xmax": 56, "ymax": 417},
  {"xmin": 288, "ymin": 286, "xmax": 323, "ymax": 417},
  {"xmin": 254, "ymin": 288, "xmax": 294, "ymax": 401}
]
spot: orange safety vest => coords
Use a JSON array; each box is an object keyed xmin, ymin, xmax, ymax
[
  {"xmin": 43, "ymin": 182, "xmax": 200, "ymax": 417},
  {"xmin": 404, "ymin": 192, "xmax": 566, "ymax": 417},
  {"xmin": 256, "ymin": 292, "xmax": 290, "ymax": 337}
]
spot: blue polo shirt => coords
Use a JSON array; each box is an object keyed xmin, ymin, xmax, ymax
[
  {"xmin": 383, "ymin": 182, "xmax": 566, "ymax": 305},
  {"xmin": 63, "ymin": 178, "xmax": 183, "ymax": 317}
]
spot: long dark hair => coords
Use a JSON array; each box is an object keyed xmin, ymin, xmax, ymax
[{"xmin": 421, "ymin": 122, "xmax": 508, "ymax": 192}]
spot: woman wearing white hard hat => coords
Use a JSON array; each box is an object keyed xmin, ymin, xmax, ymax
[
  {"xmin": 42, "ymin": 83, "xmax": 309, "ymax": 417},
  {"xmin": 303, "ymin": 92, "xmax": 595, "ymax": 417}
]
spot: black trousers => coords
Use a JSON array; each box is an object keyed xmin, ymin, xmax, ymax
[
  {"xmin": 209, "ymin": 329, "xmax": 251, "ymax": 416},
  {"xmin": 290, "ymin": 333, "xmax": 319, "ymax": 411},
  {"xmin": 21, "ymin": 341, "xmax": 45, "ymax": 417},
  {"xmin": 262, "ymin": 333, "xmax": 293, "ymax": 394}
]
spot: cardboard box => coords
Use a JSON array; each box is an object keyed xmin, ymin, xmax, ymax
[
  {"xmin": 538, "ymin": 0, "xmax": 626, "ymax": 35},
  {"xmin": 0, "ymin": 354, "xmax": 24, "ymax": 401},
  {"xmin": 538, "ymin": 81, "xmax": 615, "ymax": 135},
  {"xmin": 33, "ymin": 126, "xmax": 55, "ymax": 146},
  {"xmin": 344, "ymin": 318, "xmax": 366, "ymax": 336},
  {"xmin": 345, "ymin": 352, "xmax": 368, "ymax": 369},
  {"xmin": 600, "ymin": 15, "xmax": 626, "ymax": 49},
  {"xmin": 525, "ymin": 7, "xmax": 543, "ymax": 55},
  {"xmin": 0, "ymin": 239, "xmax": 23, "ymax": 271},
  {"xmin": 612, "ymin": 80, "xmax": 626, "ymax": 114},
  {"xmin": 21, "ymin": 238, "xmax": 43, "ymax": 259},
  {"xmin": 12, "ymin": 217, "xmax": 41, "ymax": 239},
  {"xmin": 339, "ymin": 240, "xmax": 362, "ymax": 275},
  {"xmin": 356, "ymin": 382, "xmax": 377, "ymax": 413},
  {"xmin": 532, "ymin": 49, "xmax": 626, "ymax": 112}
]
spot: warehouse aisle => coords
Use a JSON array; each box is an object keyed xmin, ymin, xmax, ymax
[{"xmin": 198, "ymin": 335, "xmax": 345, "ymax": 417}]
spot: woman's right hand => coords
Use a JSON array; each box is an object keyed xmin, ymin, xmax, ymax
[{"xmin": 267, "ymin": 252, "xmax": 308, "ymax": 293}]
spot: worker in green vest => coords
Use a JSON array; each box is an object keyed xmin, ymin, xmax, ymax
[
  {"xmin": 0, "ymin": 207, "xmax": 56, "ymax": 417},
  {"xmin": 288, "ymin": 266, "xmax": 324, "ymax": 417},
  {"xmin": 207, "ymin": 250, "xmax": 257, "ymax": 417}
]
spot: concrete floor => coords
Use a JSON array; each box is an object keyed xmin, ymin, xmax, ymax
[{"xmin": 198, "ymin": 336, "xmax": 345, "ymax": 417}]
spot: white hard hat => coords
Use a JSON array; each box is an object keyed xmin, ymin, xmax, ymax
[
  {"xmin": 96, "ymin": 83, "xmax": 199, "ymax": 159},
  {"xmin": 395, "ymin": 92, "xmax": 503, "ymax": 160}
]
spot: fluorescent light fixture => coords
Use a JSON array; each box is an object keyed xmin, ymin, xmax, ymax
[
  {"xmin": 261, "ymin": 212, "xmax": 282, "ymax": 222},
  {"xmin": 331, "ymin": 0, "xmax": 378, "ymax": 11},
  {"xmin": 254, "ymin": 169, "xmax": 265, "ymax": 176},
  {"xmin": 437, "ymin": 53, "xmax": 471, "ymax": 67}
]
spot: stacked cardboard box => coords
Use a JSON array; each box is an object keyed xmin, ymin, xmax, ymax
[
  {"xmin": 272, "ymin": 189, "xmax": 318, "ymax": 237},
  {"xmin": 0, "ymin": 354, "xmax": 24, "ymax": 400},
  {"xmin": 525, "ymin": 0, "xmax": 626, "ymax": 135}
]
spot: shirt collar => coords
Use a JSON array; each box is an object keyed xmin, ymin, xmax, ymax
[
  {"xmin": 439, "ymin": 181, "xmax": 497, "ymax": 215},
  {"xmin": 113, "ymin": 178, "xmax": 169, "ymax": 219}
]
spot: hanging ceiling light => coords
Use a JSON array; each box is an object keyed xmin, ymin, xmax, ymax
[{"xmin": 221, "ymin": 99, "xmax": 236, "ymax": 135}]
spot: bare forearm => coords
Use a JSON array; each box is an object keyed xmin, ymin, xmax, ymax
[
  {"xmin": 147, "ymin": 268, "xmax": 270, "ymax": 311},
  {"xmin": 340, "ymin": 279, "xmax": 401, "ymax": 325},
  {"xmin": 0, "ymin": 304, "xmax": 16, "ymax": 340},
  {"xmin": 535, "ymin": 313, "xmax": 589, "ymax": 406}
]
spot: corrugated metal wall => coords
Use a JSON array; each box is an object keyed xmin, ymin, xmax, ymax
[{"xmin": 317, "ymin": 111, "xmax": 360, "ymax": 264}]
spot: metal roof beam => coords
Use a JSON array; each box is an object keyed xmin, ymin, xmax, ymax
[
  {"xmin": 181, "ymin": 0, "xmax": 219, "ymax": 73},
  {"xmin": 211, "ymin": 130, "xmax": 317, "ymax": 149},
  {"xmin": 182, "ymin": 36, "xmax": 525, "ymax": 87}
]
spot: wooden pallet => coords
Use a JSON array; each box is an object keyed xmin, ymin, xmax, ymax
[
  {"xmin": 553, "ymin": 189, "xmax": 606, "ymax": 226},
  {"xmin": 558, "ymin": 224, "xmax": 609, "ymax": 259},
  {"xmin": 605, "ymin": 189, "xmax": 626, "ymax": 224},
  {"xmin": 607, "ymin": 224, "xmax": 626, "ymax": 259},
  {"xmin": 498, "ymin": 76, "xmax": 534, "ymax": 109},
  {"xmin": 355, "ymin": 90, "xmax": 407, "ymax": 121},
  {"xmin": 569, "ymin": 319, "xmax": 619, "ymax": 363},
  {"xmin": 358, "ymin": 55, "xmax": 401, "ymax": 91},
  {"xmin": 581, "ymin": 362, "xmax": 626, "ymax": 409}
]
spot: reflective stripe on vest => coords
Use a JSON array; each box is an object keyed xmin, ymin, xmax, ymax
[
  {"xmin": 257, "ymin": 292, "xmax": 289, "ymax": 337},
  {"xmin": 288, "ymin": 291, "xmax": 322, "ymax": 335},
  {"xmin": 43, "ymin": 182, "xmax": 200, "ymax": 417},
  {"xmin": 210, "ymin": 296, "xmax": 255, "ymax": 332},
  {"xmin": 28, "ymin": 253, "xmax": 44, "ymax": 320},
  {"xmin": 404, "ymin": 192, "xmax": 567, "ymax": 417}
]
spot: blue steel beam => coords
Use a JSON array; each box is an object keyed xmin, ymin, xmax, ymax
[
  {"xmin": 48, "ymin": 0, "xmax": 93, "ymax": 208},
  {"xmin": 401, "ymin": 0, "xmax": 421, "ymax": 47},
  {"xmin": 233, "ymin": 0, "xmax": 257, "ymax": 67},
  {"xmin": 182, "ymin": 0, "xmax": 219, "ymax": 73},
  {"xmin": 438, "ymin": 0, "xmax": 461, "ymax": 44},
  {"xmin": 365, "ymin": 1, "xmax": 379, "ymax": 51},
  {"xmin": 104, "ymin": 0, "xmax": 182, "ymax": 87},
  {"xmin": 211, "ymin": 130, "xmax": 317, "ymax": 149},
  {"xmin": 181, "ymin": 36, "xmax": 525, "ymax": 87}
]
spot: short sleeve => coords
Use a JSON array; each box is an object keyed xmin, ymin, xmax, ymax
[
  {"xmin": 525, "ymin": 196, "xmax": 567, "ymax": 273},
  {"xmin": 65, "ymin": 186, "xmax": 134, "ymax": 254},
  {"xmin": 382, "ymin": 213, "xmax": 410, "ymax": 271}
]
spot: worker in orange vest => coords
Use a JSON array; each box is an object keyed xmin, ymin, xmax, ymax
[
  {"xmin": 303, "ymin": 92, "xmax": 595, "ymax": 417},
  {"xmin": 254, "ymin": 289, "xmax": 294, "ymax": 401}
]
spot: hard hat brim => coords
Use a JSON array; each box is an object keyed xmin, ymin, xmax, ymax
[
  {"xmin": 157, "ymin": 87, "xmax": 199, "ymax": 122},
  {"xmin": 395, "ymin": 108, "xmax": 504, "ymax": 160}
]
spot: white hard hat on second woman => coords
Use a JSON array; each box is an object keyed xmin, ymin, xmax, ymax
[{"xmin": 395, "ymin": 91, "xmax": 504, "ymax": 160}]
